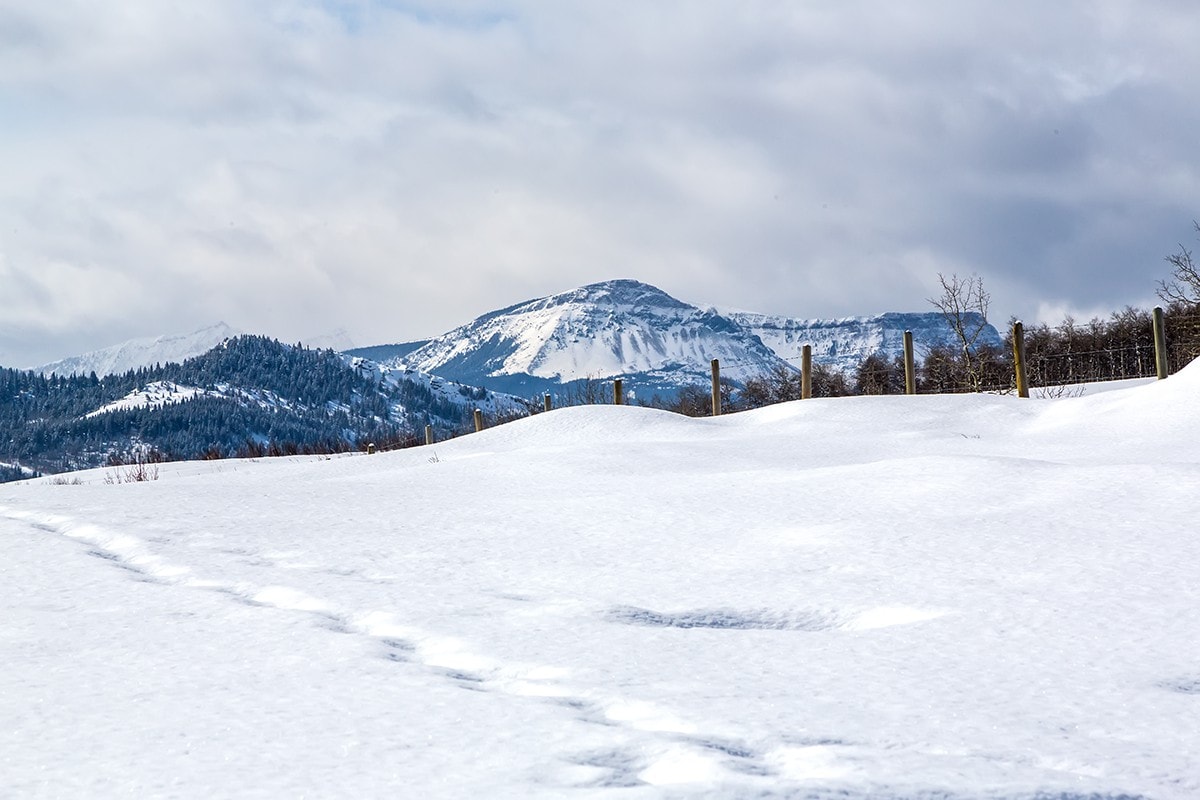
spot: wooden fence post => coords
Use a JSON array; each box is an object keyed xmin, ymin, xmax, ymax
[
  {"xmin": 613, "ymin": 379, "xmax": 623, "ymax": 405},
  {"xmin": 1153, "ymin": 306, "xmax": 1169, "ymax": 380},
  {"xmin": 473, "ymin": 409, "xmax": 484, "ymax": 432},
  {"xmin": 543, "ymin": 393, "xmax": 552, "ymax": 412},
  {"xmin": 711, "ymin": 359, "xmax": 721, "ymax": 416},
  {"xmin": 903, "ymin": 330, "xmax": 916, "ymax": 395},
  {"xmin": 1012, "ymin": 320, "xmax": 1029, "ymax": 398},
  {"xmin": 801, "ymin": 345, "xmax": 813, "ymax": 399}
]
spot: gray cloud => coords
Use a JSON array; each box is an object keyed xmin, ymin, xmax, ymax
[{"xmin": 1, "ymin": 0, "xmax": 1197, "ymax": 366}]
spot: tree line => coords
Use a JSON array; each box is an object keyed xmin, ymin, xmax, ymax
[{"xmin": 0, "ymin": 336, "xmax": 488, "ymax": 477}]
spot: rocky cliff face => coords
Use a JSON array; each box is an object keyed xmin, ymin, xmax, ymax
[{"xmin": 726, "ymin": 311, "xmax": 1003, "ymax": 374}]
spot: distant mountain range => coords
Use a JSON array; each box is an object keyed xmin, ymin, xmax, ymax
[
  {"xmin": 35, "ymin": 324, "xmax": 363, "ymax": 378},
  {"xmin": 0, "ymin": 280, "xmax": 1007, "ymax": 478},
  {"xmin": 379, "ymin": 280, "xmax": 1002, "ymax": 398},
  {"xmin": 29, "ymin": 279, "xmax": 1003, "ymax": 400},
  {"xmin": 36, "ymin": 323, "xmax": 242, "ymax": 378},
  {"xmin": 344, "ymin": 341, "xmax": 430, "ymax": 364}
]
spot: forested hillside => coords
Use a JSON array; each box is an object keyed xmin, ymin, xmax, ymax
[{"xmin": 0, "ymin": 336, "xmax": 521, "ymax": 477}]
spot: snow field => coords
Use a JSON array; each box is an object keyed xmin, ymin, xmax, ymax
[{"xmin": 3, "ymin": 363, "xmax": 1200, "ymax": 798}]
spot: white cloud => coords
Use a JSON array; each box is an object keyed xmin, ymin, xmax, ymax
[{"xmin": 1, "ymin": 0, "xmax": 1197, "ymax": 365}]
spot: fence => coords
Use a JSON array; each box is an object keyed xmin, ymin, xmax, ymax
[
  {"xmin": 1168, "ymin": 313, "xmax": 1200, "ymax": 373},
  {"xmin": 1024, "ymin": 345, "xmax": 1159, "ymax": 388},
  {"xmin": 416, "ymin": 307, "xmax": 1198, "ymax": 443}
]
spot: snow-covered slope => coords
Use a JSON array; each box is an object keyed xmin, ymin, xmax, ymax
[
  {"xmin": 727, "ymin": 310, "xmax": 1004, "ymax": 374},
  {"xmin": 401, "ymin": 280, "xmax": 791, "ymax": 396},
  {"xmin": 82, "ymin": 381, "xmax": 208, "ymax": 418},
  {"xmin": 37, "ymin": 323, "xmax": 240, "ymax": 377},
  {"xmin": 2, "ymin": 365, "xmax": 1198, "ymax": 797}
]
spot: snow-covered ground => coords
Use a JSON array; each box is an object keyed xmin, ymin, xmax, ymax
[
  {"xmin": 1029, "ymin": 375, "xmax": 1156, "ymax": 398},
  {"xmin": 3, "ymin": 364, "xmax": 1199, "ymax": 799}
]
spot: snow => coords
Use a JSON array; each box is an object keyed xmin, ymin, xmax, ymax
[
  {"xmin": 1030, "ymin": 376, "xmax": 1155, "ymax": 398},
  {"xmin": 3, "ymin": 363, "xmax": 1199, "ymax": 798},
  {"xmin": 83, "ymin": 381, "xmax": 207, "ymax": 418},
  {"xmin": 81, "ymin": 382, "xmax": 307, "ymax": 419},
  {"xmin": 402, "ymin": 280, "xmax": 786, "ymax": 389}
]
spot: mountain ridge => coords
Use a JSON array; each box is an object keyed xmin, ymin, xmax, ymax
[
  {"xmin": 726, "ymin": 310, "xmax": 1002, "ymax": 374},
  {"xmin": 30, "ymin": 280, "xmax": 1005, "ymax": 399},
  {"xmin": 392, "ymin": 279, "xmax": 1003, "ymax": 397},
  {"xmin": 397, "ymin": 279, "xmax": 792, "ymax": 398},
  {"xmin": 36, "ymin": 323, "xmax": 242, "ymax": 378}
]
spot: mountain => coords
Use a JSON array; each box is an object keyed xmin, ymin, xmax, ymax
[
  {"xmin": 299, "ymin": 327, "xmax": 356, "ymax": 353},
  {"xmin": 34, "ymin": 284, "xmax": 1005, "ymax": 401},
  {"xmin": 344, "ymin": 340, "xmax": 431, "ymax": 363},
  {"xmin": 386, "ymin": 280, "xmax": 1004, "ymax": 397},
  {"xmin": 726, "ymin": 311, "xmax": 1004, "ymax": 374},
  {"xmin": 36, "ymin": 323, "xmax": 241, "ymax": 378},
  {"xmin": 1, "ymin": 336, "xmax": 530, "ymax": 477},
  {"xmin": 397, "ymin": 280, "xmax": 791, "ymax": 399}
]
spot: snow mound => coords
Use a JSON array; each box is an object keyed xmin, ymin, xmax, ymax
[{"xmin": 2, "ymin": 372, "xmax": 1199, "ymax": 798}]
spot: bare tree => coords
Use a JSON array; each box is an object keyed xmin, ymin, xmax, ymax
[
  {"xmin": 854, "ymin": 353, "xmax": 905, "ymax": 395},
  {"xmin": 1157, "ymin": 221, "xmax": 1200, "ymax": 307},
  {"xmin": 928, "ymin": 272, "xmax": 992, "ymax": 392}
]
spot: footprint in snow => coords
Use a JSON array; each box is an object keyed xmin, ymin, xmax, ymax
[
  {"xmin": 605, "ymin": 604, "xmax": 949, "ymax": 632},
  {"xmin": 605, "ymin": 605, "xmax": 840, "ymax": 631},
  {"xmin": 1159, "ymin": 677, "xmax": 1200, "ymax": 695}
]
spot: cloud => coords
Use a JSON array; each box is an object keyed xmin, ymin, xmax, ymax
[{"xmin": 1, "ymin": 0, "xmax": 1197, "ymax": 366}]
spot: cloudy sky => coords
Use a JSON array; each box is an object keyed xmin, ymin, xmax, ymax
[{"xmin": 2, "ymin": 1, "xmax": 1198, "ymax": 367}]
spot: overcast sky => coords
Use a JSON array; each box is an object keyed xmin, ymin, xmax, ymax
[{"xmin": 2, "ymin": 1, "xmax": 1198, "ymax": 367}]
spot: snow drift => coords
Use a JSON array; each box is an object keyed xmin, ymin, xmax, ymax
[{"xmin": 2, "ymin": 360, "xmax": 1198, "ymax": 798}]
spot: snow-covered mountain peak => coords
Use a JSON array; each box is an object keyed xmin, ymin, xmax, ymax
[
  {"xmin": 546, "ymin": 279, "xmax": 691, "ymax": 312},
  {"xmin": 478, "ymin": 280, "xmax": 692, "ymax": 327},
  {"xmin": 300, "ymin": 328, "xmax": 356, "ymax": 353},
  {"xmin": 401, "ymin": 281, "xmax": 786, "ymax": 395}
]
